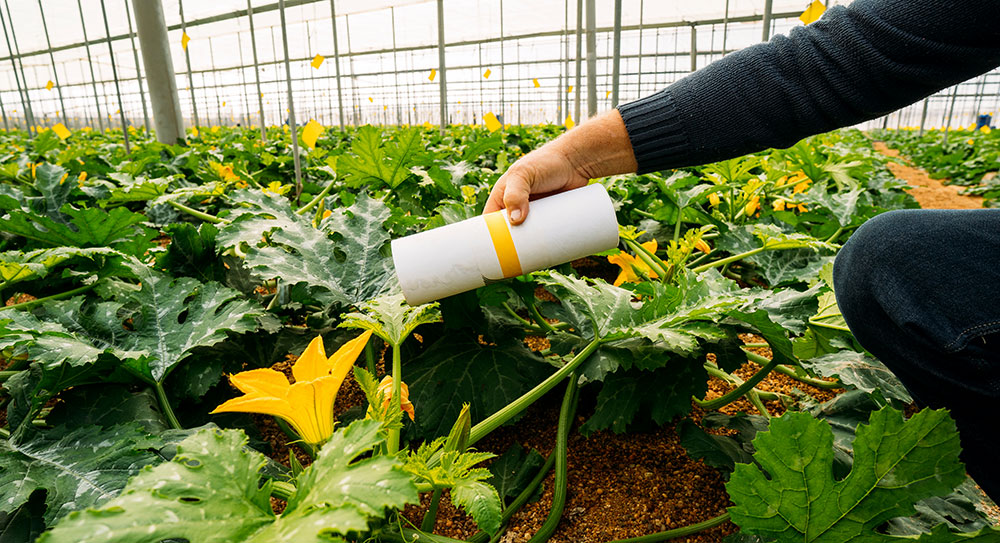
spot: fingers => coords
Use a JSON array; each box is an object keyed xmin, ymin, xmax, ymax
[
  {"xmin": 484, "ymin": 177, "xmax": 506, "ymax": 214},
  {"xmin": 502, "ymin": 174, "xmax": 531, "ymax": 225}
]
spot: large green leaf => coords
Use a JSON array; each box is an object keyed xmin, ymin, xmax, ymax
[
  {"xmin": 0, "ymin": 247, "xmax": 117, "ymax": 288},
  {"xmin": 338, "ymin": 126, "xmax": 422, "ymax": 189},
  {"xmin": 800, "ymin": 350, "xmax": 913, "ymax": 404},
  {"xmin": 487, "ymin": 443, "xmax": 545, "ymax": 504},
  {"xmin": 0, "ymin": 204, "xmax": 149, "ymax": 250},
  {"xmin": 406, "ymin": 333, "xmax": 549, "ymax": 441},
  {"xmin": 727, "ymin": 408, "xmax": 998, "ymax": 542},
  {"xmin": 238, "ymin": 192, "xmax": 397, "ymax": 306},
  {"xmin": 42, "ymin": 421, "xmax": 418, "ymax": 543},
  {"xmin": 340, "ymin": 293, "xmax": 441, "ymax": 347},
  {"xmin": 0, "ymin": 423, "xmax": 163, "ymax": 526}
]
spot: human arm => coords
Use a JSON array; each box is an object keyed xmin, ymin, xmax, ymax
[{"xmin": 487, "ymin": 0, "xmax": 1000, "ymax": 223}]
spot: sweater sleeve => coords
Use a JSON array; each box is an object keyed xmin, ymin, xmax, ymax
[{"xmin": 618, "ymin": 0, "xmax": 1000, "ymax": 173}]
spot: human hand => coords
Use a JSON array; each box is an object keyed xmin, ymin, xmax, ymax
[
  {"xmin": 483, "ymin": 109, "xmax": 638, "ymax": 225},
  {"xmin": 483, "ymin": 144, "xmax": 590, "ymax": 225}
]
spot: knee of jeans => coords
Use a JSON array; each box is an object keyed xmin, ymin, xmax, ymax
[{"xmin": 833, "ymin": 210, "xmax": 910, "ymax": 320}]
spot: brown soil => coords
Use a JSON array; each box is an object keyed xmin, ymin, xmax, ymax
[{"xmin": 873, "ymin": 142, "xmax": 984, "ymax": 209}]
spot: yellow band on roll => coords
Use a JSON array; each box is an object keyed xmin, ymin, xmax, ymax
[{"xmin": 484, "ymin": 211, "xmax": 523, "ymax": 278}]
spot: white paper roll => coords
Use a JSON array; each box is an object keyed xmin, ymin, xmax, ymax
[{"xmin": 392, "ymin": 184, "xmax": 620, "ymax": 305}]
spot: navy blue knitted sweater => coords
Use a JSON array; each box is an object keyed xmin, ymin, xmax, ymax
[{"xmin": 618, "ymin": 0, "xmax": 1000, "ymax": 173}]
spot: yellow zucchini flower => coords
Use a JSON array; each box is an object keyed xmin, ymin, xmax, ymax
[
  {"xmin": 369, "ymin": 376, "xmax": 416, "ymax": 421},
  {"xmin": 607, "ymin": 240, "xmax": 659, "ymax": 286},
  {"xmin": 211, "ymin": 331, "xmax": 372, "ymax": 445}
]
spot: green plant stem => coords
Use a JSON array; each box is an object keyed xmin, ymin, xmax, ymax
[
  {"xmin": 468, "ymin": 451, "xmax": 557, "ymax": 543},
  {"xmin": 703, "ymin": 364, "xmax": 772, "ymax": 418},
  {"xmin": 672, "ymin": 208, "xmax": 684, "ymax": 244},
  {"xmin": 153, "ymin": 381, "xmax": 183, "ymax": 430},
  {"xmin": 295, "ymin": 176, "xmax": 337, "ymax": 215},
  {"xmin": 388, "ymin": 342, "xmax": 403, "ymax": 455},
  {"xmin": 502, "ymin": 302, "xmax": 536, "ymax": 329},
  {"xmin": 386, "ymin": 529, "xmax": 468, "ymax": 543},
  {"xmin": 469, "ymin": 337, "xmax": 601, "ymax": 446},
  {"xmin": 166, "ymin": 199, "xmax": 225, "ymax": 224},
  {"xmin": 0, "ymin": 428, "xmax": 9, "ymax": 439},
  {"xmin": 270, "ymin": 480, "xmax": 296, "ymax": 501},
  {"xmin": 273, "ymin": 417, "xmax": 318, "ymax": 459},
  {"xmin": 421, "ymin": 488, "xmax": 444, "ymax": 532},
  {"xmin": 0, "ymin": 370, "xmax": 19, "ymax": 383},
  {"xmin": 696, "ymin": 355, "xmax": 780, "ymax": 411},
  {"xmin": 605, "ymin": 512, "xmax": 731, "ymax": 542},
  {"xmin": 0, "ymin": 284, "xmax": 95, "ymax": 312},
  {"xmin": 824, "ymin": 225, "xmax": 845, "ymax": 243},
  {"xmin": 749, "ymin": 355, "xmax": 842, "ymax": 389},
  {"xmin": 690, "ymin": 247, "xmax": 765, "ymax": 274},
  {"xmin": 526, "ymin": 374, "xmax": 579, "ymax": 543},
  {"xmin": 624, "ymin": 238, "xmax": 670, "ymax": 278},
  {"xmin": 524, "ymin": 298, "xmax": 557, "ymax": 334}
]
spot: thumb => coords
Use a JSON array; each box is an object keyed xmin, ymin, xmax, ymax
[{"xmin": 501, "ymin": 174, "xmax": 531, "ymax": 225}]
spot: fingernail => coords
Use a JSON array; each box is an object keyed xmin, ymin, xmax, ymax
[{"xmin": 510, "ymin": 209, "xmax": 522, "ymax": 222}]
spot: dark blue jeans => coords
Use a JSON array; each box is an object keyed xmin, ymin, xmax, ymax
[{"xmin": 834, "ymin": 209, "xmax": 1000, "ymax": 500}]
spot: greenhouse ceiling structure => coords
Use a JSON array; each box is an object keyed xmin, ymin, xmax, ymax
[{"xmin": 2, "ymin": 0, "xmax": 998, "ymax": 142}]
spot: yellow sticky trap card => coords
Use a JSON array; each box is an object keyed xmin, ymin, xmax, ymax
[
  {"xmin": 51, "ymin": 123, "xmax": 71, "ymax": 140},
  {"xmin": 799, "ymin": 0, "xmax": 826, "ymax": 25},
  {"xmin": 533, "ymin": 78, "xmax": 540, "ymax": 88},
  {"xmin": 311, "ymin": 54, "xmax": 325, "ymax": 69},
  {"xmin": 428, "ymin": 69, "xmax": 436, "ymax": 81},
  {"xmin": 564, "ymin": 115, "xmax": 575, "ymax": 129},
  {"xmin": 45, "ymin": 80, "xmax": 54, "ymax": 91},
  {"xmin": 483, "ymin": 112, "xmax": 502, "ymax": 132},
  {"xmin": 483, "ymin": 69, "xmax": 492, "ymax": 79},
  {"xmin": 567, "ymin": 85, "xmax": 573, "ymax": 93},
  {"xmin": 182, "ymin": 32, "xmax": 191, "ymax": 50},
  {"xmin": 368, "ymin": 97, "xmax": 373, "ymax": 103},
  {"xmin": 301, "ymin": 119, "xmax": 323, "ymax": 149}
]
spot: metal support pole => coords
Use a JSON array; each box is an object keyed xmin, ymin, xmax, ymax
[
  {"xmin": 277, "ymin": 0, "xmax": 303, "ymax": 200},
  {"xmin": 208, "ymin": 37, "xmax": 222, "ymax": 127},
  {"xmin": 762, "ymin": 0, "xmax": 773, "ymax": 42},
  {"xmin": 690, "ymin": 25, "xmax": 697, "ymax": 72},
  {"xmin": 585, "ymin": 0, "xmax": 596, "ymax": 118},
  {"xmin": 573, "ymin": 0, "xmax": 582, "ymax": 122},
  {"xmin": 391, "ymin": 7, "xmax": 401, "ymax": 125},
  {"xmin": 236, "ymin": 31, "xmax": 252, "ymax": 126},
  {"xmin": 131, "ymin": 0, "xmax": 184, "ymax": 144},
  {"xmin": 636, "ymin": 0, "xmax": 643, "ymax": 97},
  {"xmin": 329, "ymin": 0, "xmax": 345, "ymax": 131},
  {"xmin": 0, "ymin": 88, "xmax": 8, "ymax": 131},
  {"xmin": 721, "ymin": 0, "xmax": 730, "ymax": 55},
  {"xmin": 563, "ymin": 0, "xmax": 570, "ymax": 121},
  {"xmin": 944, "ymin": 84, "xmax": 959, "ymax": 143},
  {"xmin": 499, "ymin": 0, "xmax": 504, "ymax": 120},
  {"xmin": 918, "ymin": 97, "xmax": 930, "ymax": 136},
  {"xmin": 1, "ymin": 2, "xmax": 35, "ymax": 135},
  {"xmin": 76, "ymin": 0, "xmax": 104, "ymax": 131},
  {"xmin": 246, "ymin": 0, "xmax": 267, "ymax": 139},
  {"xmin": 178, "ymin": 0, "xmax": 200, "ymax": 132},
  {"xmin": 124, "ymin": 0, "xmax": 150, "ymax": 133},
  {"xmin": 611, "ymin": 0, "xmax": 621, "ymax": 108},
  {"xmin": 436, "ymin": 0, "xmax": 447, "ymax": 134},
  {"xmin": 38, "ymin": 0, "xmax": 68, "ymax": 126},
  {"xmin": 345, "ymin": 14, "xmax": 358, "ymax": 126},
  {"xmin": 99, "ymin": 0, "xmax": 132, "ymax": 153}
]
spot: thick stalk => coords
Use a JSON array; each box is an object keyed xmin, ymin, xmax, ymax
[
  {"xmin": 703, "ymin": 363, "xmax": 773, "ymax": 418},
  {"xmin": 271, "ymin": 480, "xmax": 296, "ymax": 501},
  {"xmin": 295, "ymin": 176, "xmax": 337, "ymax": 215},
  {"xmin": 388, "ymin": 342, "xmax": 403, "ymax": 454},
  {"xmin": 526, "ymin": 374, "xmax": 578, "ymax": 543},
  {"xmin": 154, "ymin": 381, "xmax": 183, "ymax": 430},
  {"xmin": 691, "ymin": 247, "xmax": 765, "ymax": 273},
  {"xmin": 697, "ymin": 355, "xmax": 780, "ymax": 411},
  {"xmin": 469, "ymin": 337, "xmax": 601, "ymax": 445},
  {"xmin": 167, "ymin": 200, "xmax": 225, "ymax": 224},
  {"xmin": 468, "ymin": 451, "xmax": 557, "ymax": 543},
  {"xmin": 365, "ymin": 341, "xmax": 377, "ymax": 376},
  {"xmin": 0, "ymin": 370, "xmax": 19, "ymax": 383},
  {"xmin": 524, "ymin": 297, "xmax": 557, "ymax": 334},
  {"xmin": 672, "ymin": 207, "xmax": 684, "ymax": 243},
  {"xmin": 824, "ymin": 225, "xmax": 845, "ymax": 244},
  {"xmin": 606, "ymin": 512, "xmax": 731, "ymax": 542},
  {"xmin": 624, "ymin": 238, "xmax": 669, "ymax": 278},
  {"xmin": 0, "ymin": 284, "xmax": 95, "ymax": 312},
  {"xmin": 421, "ymin": 488, "xmax": 444, "ymax": 532},
  {"xmin": 703, "ymin": 364, "xmax": 780, "ymax": 402}
]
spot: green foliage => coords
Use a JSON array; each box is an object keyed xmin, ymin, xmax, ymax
[
  {"xmin": 42, "ymin": 421, "xmax": 419, "ymax": 542},
  {"xmin": 727, "ymin": 408, "xmax": 999, "ymax": 542},
  {"xmin": 341, "ymin": 292, "xmax": 441, "ymax": 347},
  {"xmin": 338, "ymin": 126, "xmax": 423, "ymax": 188}
]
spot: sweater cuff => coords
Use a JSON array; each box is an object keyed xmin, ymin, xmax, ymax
[{"xmin": 617, "ymin": 88, "xmax": 692, "ymax": 174}]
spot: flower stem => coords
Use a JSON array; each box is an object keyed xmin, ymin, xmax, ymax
[
  {"xmin": 696, "ymin": 355, "xmax": 780, "ymax": 411},
  {"xmin": 166, "ymin": 199, "xmax": 225, "ymax": 224},
  {"xmin": 526, "ymin": 374, "xmax": 579, "ymax": 543},
  {"xmin": 469, "ymin": 337, "xmax": 601, "ymax": 446},
  {"xmin": 388, "ymin": 342, "xmax": 403, "ymax": 455},
  {"xmin": 154, "ymin": 381, "xmax": 183, "ymax": 430},
  {"xmin": 0, "ymin": 284, "xmax": 96, "ymax": 312},
  {"xmin": 295, "ymin": 176, "xmax": 337, "ymax": 215},
  {"xmin": 690, "ymin": 247, "xmax": 765, "ymax": 273},
  {"xmin": 421, "ymin": 488, "xmax": 444, "ymax": 532},
  {"xmin": 624, "ymin": 237, "xmax": 670, "ymax": 278},
  {"xmin": 605, "ymin": 512, "xmax": 731, "ymax": 542}
]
